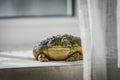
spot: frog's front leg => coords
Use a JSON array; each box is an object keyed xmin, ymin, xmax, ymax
[
  {"xmin": 66, "ymin": 52, "xmax": 82, "ymax": 61},
  {"xmin": 38, "ymin": 54, "xmax": 49, "ymax": 62}
]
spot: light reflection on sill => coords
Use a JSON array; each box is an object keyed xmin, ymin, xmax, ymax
[{"xmin": 0, "ymin": 50, "xmax": 83, "ymax": 69}]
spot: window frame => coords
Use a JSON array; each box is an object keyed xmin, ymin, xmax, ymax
[{"xmin": 117, "ymin": 0, "xmax": 120, "ymax": 68}]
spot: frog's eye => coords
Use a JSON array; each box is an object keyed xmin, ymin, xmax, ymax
[{"xmin": 38, "ymin": 54, "xmax": 42, "ymax": 59}]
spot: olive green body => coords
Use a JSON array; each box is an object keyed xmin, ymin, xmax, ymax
[{"xmin": 33, "ymin": 34, "xmax": 83, "ymax": 62}]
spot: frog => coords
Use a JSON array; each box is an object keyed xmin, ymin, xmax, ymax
[{"xmin": 33, "ymin": 34, "xmax": 83, "ymax": 62}]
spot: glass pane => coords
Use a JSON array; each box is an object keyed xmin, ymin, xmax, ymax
[{"xmin": 0, "ymin": 0, "xmax": 72, "ymax": 18}]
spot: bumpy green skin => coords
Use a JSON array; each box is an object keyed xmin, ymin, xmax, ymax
[{"xmin": 33, "ymin": 34, "xmax": 82, "ymax": 62}]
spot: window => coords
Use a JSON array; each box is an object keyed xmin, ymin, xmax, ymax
[
  {"xmin": 0, "ymin": 0, "xmax": 73, "ymax": 18},
  {"xmin": 0, "ymin": 0, "xmax": 78, "ymax": 51},
  {"xmin": 0, "ymin": 0, "xmax": 81, "ymax": 69}
]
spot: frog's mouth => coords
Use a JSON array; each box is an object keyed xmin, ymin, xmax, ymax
[{"xmin": 47, "ymin": 47, "xmax": 71, "ymax": 60}]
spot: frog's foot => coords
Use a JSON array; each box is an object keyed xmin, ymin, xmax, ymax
[
  {"xmin": 38, "ymin": 54, "xmax": 49, "ymax": 62},
  {"xmin": 66, "ymin": 52, "xmax": 82, "ymax": 61}
]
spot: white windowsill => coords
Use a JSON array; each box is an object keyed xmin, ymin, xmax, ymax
[{"xmin": 0, "ymin": 50, "xmax": 83, "ymax": 69}]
